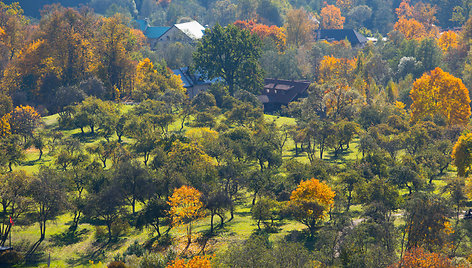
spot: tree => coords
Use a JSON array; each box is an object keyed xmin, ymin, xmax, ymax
[
  {"xmin": 8, "ymin": 105, "xmax": 41, "ymax": 140},
  {"xmin": 287, "ymin": 178, "xmax": 335, "ymax": 236},
  {"xmin": 0, "ymin": 171, "xmax": 31, "ymax": 246},
  {"xmin": 321, "ymin": 5, "xmax": 345, "ymax": 29},
  {"xmin": 96, "ymin": 14, "xmax": 142, "ymax": 99},
  {"xmin": 393, "ymin": 18, "xmax": 427, "ymax": 40},
  {"xmin": 394, "ymin": 247, "xmax": 455, "ymax": 268},
  {"xmin": 410, "ymin": 67, "xmax": 471, "ymax": 126},
  {"xmin": 251, "ymin": 196, "xmax": 279, "ymax": 230},
  {"xmin": 135, "ymin": 197, "xmax": 169, "ymax": 237},
  {"xmin": 167, "ymin": 255, "xmax": 212, "ymax": 268},
  {"xmin": 204, "ymin": 190, "xmax": 232, "ymax": 233},
  {"xmin": 114, "ymin": 161, "xmax": 153, "ymax": 214},
  {"xmin": 284, "ymin": 9, "xmax": 317, "ymax": 48},
  {"xmin": 452, "ymin": 132, "xmax": 472, "ymax": 177},
  {"xmin": 27, "ymin": 168, "xmax": 68, "ymax": 255},
  {"xmin": 403, "ymin": 193, "xmax": 451, "ymax": 252},
  {"xmin": 86, "ymin": 183, "xmax": 126, "ymax": 243},
  {"xmin": 134, "ymin": 58, "xmax": 185, "ymax": 101},
  {"xmin": 194, "ymin": 24, "xmax": 263, "ymax": 95},
  {"xmin": 168, "ymin": 185, "xmax": 205, "ymax": 248},
  {"xmin": 438, "ymin": 30, "xmax": 458, "ymax": 52}
]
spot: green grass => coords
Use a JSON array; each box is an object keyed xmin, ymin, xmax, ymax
[{"xmin": 11, "ymin": 111, "xmax": 457, "ymax": 267}]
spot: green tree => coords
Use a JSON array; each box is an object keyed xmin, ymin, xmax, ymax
[{"xmin": 194, "ymin": 24, "xmax": 263, "ymax": 95}]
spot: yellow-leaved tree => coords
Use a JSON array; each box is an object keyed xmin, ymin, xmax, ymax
[
  {"xmin": 168, "ymin": 185, "xmax": 205, "ymax": 248},
  {"xmin": 452, "ymin": 133, "xmax": 472, "ymax": 177},
  {"xmin": 410, "ymin": 67, "xmax": 471, "ymax": 126},
  {"xmin": 288, "ymin": 178, "xmax": 335, "ymax": 236},
  {"xmin": 438, "ymin": 30, "xmax": 458, "ymax": 52},
  {"xmin": 134, "ymin": 58, "xmax": 185, "ymax": 101}
]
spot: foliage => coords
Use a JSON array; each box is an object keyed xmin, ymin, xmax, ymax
[
  {"xmin": 321, "ymin": 4, "xmax": 345, "ymax": 30},
  {"xmin": 166, "ymin": 255, "xmax": 212, "ymax": 268},
  {"xmin": 194, "ymin": 24, "xmax": 263, "ymax": 95},
  {"xmin": 452, "ymin": 132, "xmax": 472, "ymax": 177},
  {"xmin": 410, "ymin": 67, "xmax": 471, "ymax": 126},
  {"xmin": 284, "ymin": 8, "xmax": 317, "ymax": 48},
  {"xmin": 288, "ymin": 178, "xmax": 335, "ymax": 236}
]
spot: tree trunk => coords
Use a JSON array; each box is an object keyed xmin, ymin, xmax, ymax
[
  {"xmin": 38, "ymin": 149, "xmax": 43, "ymax": 160},
  {"xmin": 210, "ymin": 213, "xmax": 214, "ymax": 234}
]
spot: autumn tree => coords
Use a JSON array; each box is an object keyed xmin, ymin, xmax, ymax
[
  {"xmin": 194, "ymin": 24, "xmax": 263, "ymax": 95},
  {"xmin": 167, "ymin": 255, "xmax": 212, "ymax": 268},
  {"xmin": 393, "ymin": 247, "xmax": 455, "ymax": 268},
  {"xmin": 287, "ymin": 178, "xmax": 335, "ymax": 236},
  {"xmin": 318, "ymin": 55, "xmax": 356, "ymax": 84},
  {"xmin": 410, "ymin": 67, "xmax": 471, "ymax": 126},
  {"xmin": 8, "ymin": 105, "xmax": 41, "ymax": 140},
  {"xmin": 234, "ymin": 20, "xmax": 286, "ymax": 51},
  {"xmin": 168, "ymin": 185, "xmax": 205, "ymax": 248},
  {"xmin": 321, "ymin": 4, "xmax": 345, "ymax": 29},
  {"xmin": 96, "ymin": 14, "xmax": 143, "ymax": 99},
  {"xmin": 134, "ymin": 58, "xmax": 186, "ymax": 101},
  {"xmin": 0, "ymin": 2, "xmax": 29, "ymax": 70},
  {"xmin": 393, "ymin": 18, "xmax": 427, "ymax": 40},
  {"xmin": 284, "ymin": 9, "xmax": 317, "ymax": 48},
  {"xmin": 438, "ymin": 30, "xmax": 458, "ymax": 52}
]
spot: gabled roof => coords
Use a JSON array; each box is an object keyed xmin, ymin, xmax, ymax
[
  {"xmin": 174, "ymin": 21, "xmax": 205, "ymax": 40},
  {"xmin": 258, "ymin": 78, "xmax": 311, "ymax": 105},
  {"xmin": 136, "ymin": 19, "xmax": 148, "ymax": 32},
  {"xmin": 146, "ymin": 26, "xmax": 171, "ymax": 39},
  {"xmin": 172, "ymin": 67, "xmax": 218, "ymax": 88},
  {"xmin": 317, "ymin": 29, "xmax": 368, "ymax": 46}
]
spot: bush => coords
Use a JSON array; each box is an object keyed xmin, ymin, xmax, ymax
[{"xmin": 0, "ymin": 250, "xmax": 23, "ymax": 265}]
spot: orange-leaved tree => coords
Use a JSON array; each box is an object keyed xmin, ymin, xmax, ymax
[
  {"xmin": 393, "ymin": 18, "xmax": 427, "ymax": 40},
  {"xmin": 390, "ymin": 247, "xmax": 455, "ymax": 268},
  {"xmin": 168, "ymin": 185, "xmax": 205, "ymax": 247},
  {"xmin": 234, "ymin": 20, "xmax": 286, "ymax": 51},
  {"xmin": 452, "ymin": 133, "xmax": 472, "ymax": 177},
  {"xmin": 167, "ymin": 255, "xmax": 213, "ymax": 268},
  {"xmin": 410, "ymin": 67, "xmax": 471, "ymax": 126},
  {"xmin": 396, "ymin": 0, "xmax": 414, "ymax": 20},
  {"xmin": 321, "ymin": 4, "xmax": 345, "ymax": 29},
  {"xmin": 288, "ymin": 178, "xmax": 335, "ymax": 236},
  {"xmin": 437, "ymin": 30, "xmax": 458, "ymax": 52}
]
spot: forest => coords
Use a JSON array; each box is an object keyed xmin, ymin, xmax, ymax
[{"xmin": 1, "ymin": 0, "xmax": 472, "ymax": 267}]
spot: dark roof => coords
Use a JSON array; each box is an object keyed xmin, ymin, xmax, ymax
[
  {"xmin": 172, "ymin": 67, "xmax": 219, "ymax": 88},
  {"xmin": 258, "ymin": 78, "xmax": 311, "ymax": 105},
  {"xmin": 317, "ymin": 29, "xmax": 368, "ymax": 46}
]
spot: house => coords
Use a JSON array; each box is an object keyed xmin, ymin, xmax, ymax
[
  {"xmin": 316, "ymin": 29, "xmax": 368, "ymax": 47},
  {"xmin": 173, "ymin": 67, "xmax": 219, "ymax": 98},
  {"xmin": 258, "ymin": 78, "xmax": 311, "ymax": 112},
  {"xmin": 136, "ymin": 19, "xmax": 205, "ymax": 48}
]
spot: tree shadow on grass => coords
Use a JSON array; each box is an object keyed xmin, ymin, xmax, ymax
[
  {"xmin": 71, "ymin": 132, "xmax": 100, "ymax": 143},
  {"xmin": 50, "ymin": 228, "xmax": 90, "ymax": 247},
  {"xmin": 65, "ymin": 236, "xmax": 127, "ymax": 266}
]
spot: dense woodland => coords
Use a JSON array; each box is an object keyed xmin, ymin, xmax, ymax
[{"xmin": 2, "ymin": 0, "xmax": 472, "ymax": 267}]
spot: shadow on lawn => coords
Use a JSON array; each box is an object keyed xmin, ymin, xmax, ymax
[{"xmin": 50, "ymin": 228, "xmax": 90, "ymax": 247}]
